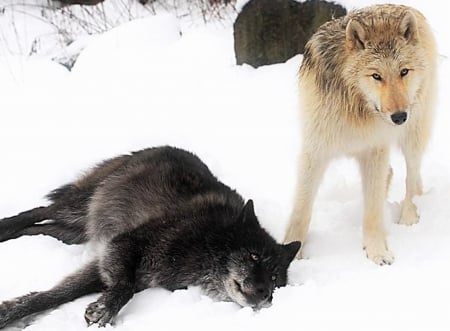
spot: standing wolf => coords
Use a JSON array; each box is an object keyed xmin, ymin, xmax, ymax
[
  {"xmin": 0, "ymin": 146, "xmax": 300, "ymax": 328},
  {"xmin": 284, "ymin": 4, "xmax": 437, "ymax": 265}
]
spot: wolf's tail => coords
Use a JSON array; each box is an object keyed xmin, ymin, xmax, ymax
[{"xmin": 0, "ymin": 260, "xmax": 103, "ymax": 329}]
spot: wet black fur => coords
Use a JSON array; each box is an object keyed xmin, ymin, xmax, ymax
[{"xmin": 0, "ymin": 146, "xmax": 300, "ymax": 328}]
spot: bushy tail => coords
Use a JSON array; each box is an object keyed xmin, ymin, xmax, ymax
[{"xmin": 0, "ymin": 261, "xmax": 103, "ymax": 329}]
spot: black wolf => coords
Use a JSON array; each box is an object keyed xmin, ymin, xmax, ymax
[{"xmin": 0, "ymin": 146, "xmax": 300, "ymax": 328}]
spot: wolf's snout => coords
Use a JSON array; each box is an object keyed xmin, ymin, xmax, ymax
[
  {"xmin": 391, "ymin": 111, "xmax": 408, "ymax": 125},
  {"xmin": 256, "ymin": 286, "xmax": 270, "ymax": 301},
  {"xmin": 252, "ymin": 286, "xmax": 272, "ymax": 309}
]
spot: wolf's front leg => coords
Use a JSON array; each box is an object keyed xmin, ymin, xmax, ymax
[
  {"xmin": 357, "ymin": 147, "xmax": 394, "ymax": 265},
  {"xmin": 285, "ymin": 150, "xmax": 329, "ymax": 257},
  {"xmin": 85, "ymin": 282, "xmax": 134, "ymax": 327},
  {"xmin": 85, "ymin": 237, "xmax": 139, "ymax": 327}
]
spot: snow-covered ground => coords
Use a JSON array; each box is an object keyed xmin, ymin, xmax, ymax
[{"xmin": 1, "ymin": 0, "xmax": 449, "ymax": 330}]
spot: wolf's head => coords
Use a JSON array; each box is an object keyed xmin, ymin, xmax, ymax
[
  {"xmin": 223, "ymin": 200, "xmax": 300, "ymax": 309},
  {"xmin": 343, "ymin": 7, "xmax": 429, "ymax": 126}
]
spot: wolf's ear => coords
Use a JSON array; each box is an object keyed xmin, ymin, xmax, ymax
[
  {"xmin": 238, "ymin": 200, "xmax": 258, "ymax": 226},
  {"xmin": 399, "ymin": 10, "xmax": 419, "ymax": 43},
  {"xmin": 282, "ymin": 241, "xmax": 301, "ymax": 263},
  {"xmin": 346, "ymin": 19, "xmax": 367, "ymax": 50}
]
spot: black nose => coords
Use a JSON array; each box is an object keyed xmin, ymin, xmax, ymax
[
  {"xmin": 256, "ymin": 286, "xmax": 270, "ymax": 301},
  {"xmin": 391, "ymin": 111, "xmax": 407, "ymax": 125}
]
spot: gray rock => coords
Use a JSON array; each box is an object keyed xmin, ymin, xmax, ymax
[{"xmin": 234, "ymin": 0, "xmax": 346, "ymax": 68}]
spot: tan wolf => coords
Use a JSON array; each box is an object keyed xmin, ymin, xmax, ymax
[{"xmin": 284, "ymin": 4, "xmax": 437, "ymax": 265}]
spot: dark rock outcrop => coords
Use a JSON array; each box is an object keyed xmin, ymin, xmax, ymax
[{"xmin": 234, "ymin": 0, "xmax": 346, "ymax": 68}]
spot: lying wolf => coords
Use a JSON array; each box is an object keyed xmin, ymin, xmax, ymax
[{"xmin": 0, "ymin": 146, "xmax": 300, "ymax": 328}]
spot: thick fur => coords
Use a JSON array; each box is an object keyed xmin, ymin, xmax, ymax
[
  {"xmin": 0, "ymin": 146, "xmax": 300, "ymax": 328},
  {"xmin": 284, "ymin": 4, "xmax": 437, "ymax": 265}
]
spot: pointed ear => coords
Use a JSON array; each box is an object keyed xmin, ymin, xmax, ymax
[
  {"xmin": 399, "ymin": 10, "xmax": 419, "ymax": 43},
  {"xmin": 346, "ymin": 19, "xmax": 367, "ymax": 50},
  {"xmin": 282, "ymin": 241, "xmax": 301, "ymax": 263},
  {"xmin": 238, "ymin": 200, "xmax": 258, "ymax": 226},
  {"xmin": 243, "ymin": 199, "xmax": 255, "ymax": 216}
]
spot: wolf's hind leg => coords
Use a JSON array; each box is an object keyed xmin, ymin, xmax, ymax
[
  {"xmin": 0, "ymin": 206, "xmax": 87, "ymax": 244},
  {"xmin": 0, "ymin": 261, "xmax": 103, "ymax": 329},
  {"xmin": 399, "ymin": 165, "xmax": 422, "ymax": 226},
  {"xmin": 0, "ymin": 207, "xmax": 51, "ymax": 242},
  {"xmin": 18, "ymin": 223, "xmax": 87, "ymax": 244},
  {"xmin": 399, "ymin": 145, "xmax": 423, "ymax": 226},
  {"xmin": 398, "ymin": 100, "xmax": 434, "ymax": 225},
  {"xmin": 357, "ymin": 147, "xmax": 394, "ymax": 265}
]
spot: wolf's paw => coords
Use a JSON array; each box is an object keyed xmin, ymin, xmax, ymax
[
  {"xmin": 85, "ymin": 301, "xmax": 113, "ymax": 327},
  {"xmin": 364, "ymin": 245, "xmax": 394, "ymax": 266},
  {"xmin": 398, "ymin": 200, "xmax": 419, "ymax": 226}
]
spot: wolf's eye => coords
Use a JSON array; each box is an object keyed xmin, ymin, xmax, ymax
[
  {"xmin": 400, "ymin": 68, "xmax": 409, "ymax": 77},
  {"xmin": 271, "ymin": 275, "xmax": 277, "ymax": 281},
  {"xmin": 372, "ymin": 73, "xmax": 382, "ymax": 81},
  {"xmin": 250, "ymin": 253, "xmax": 259, "ymax": 261}
]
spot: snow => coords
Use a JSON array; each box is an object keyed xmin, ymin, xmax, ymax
[{"xmin": 1, "ymin": 0, "xmax": 450, "ymax": 330}]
